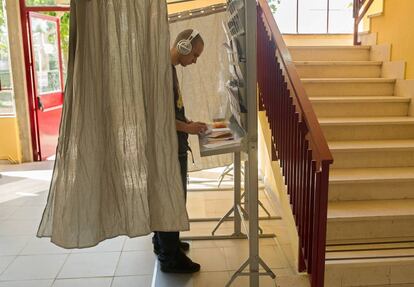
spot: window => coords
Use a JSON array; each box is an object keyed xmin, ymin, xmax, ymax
[
  {"xmin": 328, "ymin": 0, "xmax": 353, "ymax": 33},
  {"xmin": 31, "ymin": 17, "xmax": 61, "ymax": 94},
  {"xmin": 273, "ymin": 0, "xmax": 353, "ymax": 34},
  {"xmin": 0, "ymin": 0, "xmax": 15, "ymax": 115},
  {"xmin": 273, "ymin": 0, "xmax": 297, "ymax": 34}
]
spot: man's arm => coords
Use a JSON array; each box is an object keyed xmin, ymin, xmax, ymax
[{"xmin": 176, "ymin": 120, "xmax": 208, "ymax": 135}]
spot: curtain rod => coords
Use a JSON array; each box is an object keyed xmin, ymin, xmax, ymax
[{"xmin": 168, "ymin": 3, "xmax": 227, "ymax": 23}]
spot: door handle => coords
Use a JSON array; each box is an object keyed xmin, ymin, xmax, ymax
[{"xmin": 37, "ymin": 96, "xmax": 44, "ymax": 111}]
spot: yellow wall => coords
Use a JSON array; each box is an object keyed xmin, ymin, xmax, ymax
[
  {"xmin": 362, "ymin": 0, "xmax": 384, "ymax": 31},
  {"xmin": 368, "ymin": 0, "xmax": 384, "ymax": 16},
  {"xmin": 168, "ymin": 0, "xmax": 225, "ymax": 14},
  {"xmin": 369, "ymin": 0, "xmax": 414, "ymax": 79},
  {"xmin": 258, "ymin": 111, "xmax": 300, "ymax": 269},
  {"xmin": 0, "ymin": 117, "xmax": 22, "ymax": 163}
]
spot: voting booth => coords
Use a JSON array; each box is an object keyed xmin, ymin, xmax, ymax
[{"xmin": 170, "ymin": 1, "xmax": 278, "ymax": 285}]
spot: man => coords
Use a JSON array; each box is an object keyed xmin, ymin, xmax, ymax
[{"xmin": 153, "ymin": 29, "xmax": 208, "ymax": 274}]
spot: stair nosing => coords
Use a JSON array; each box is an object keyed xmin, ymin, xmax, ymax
[
  {"xmin": 329, "ymin": 140, "xmax": 414, "ymax": 152},
  {"xmin": 310, "ymin": 96, "xmax": 410, "ymax": 103},
  {"xmin": 329, "ymin": 167, "xmax": 414, "ymax": 184},
  {"xmin": 319, "ymin": 117, "xmax": 414, "ymax": 126},
  {"xmin": 328, "ymin": 199, "xmax": 414, "ymax": 221},
  {"xmin": 294, "ymin": 60, "xmax": 382, "ymax": 66},
  {"xmin": 288, "ymin": 45, "xmax": 371, "ymax": 50},
  {"xmin": 302, "ymin": 78, "xmax": 396, "ymax": 83}
]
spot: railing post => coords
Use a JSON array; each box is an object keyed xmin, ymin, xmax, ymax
[
  {"xmin": 257, "ymin": 3, "xmax": 333, "ymax": 287},
  {"xmin": 353, "ymin": 0, "xmax": 376, "ymax": 45},
  {"xmin": 311, "ymin": 162, "xmax": 330, "ymax": 287}
]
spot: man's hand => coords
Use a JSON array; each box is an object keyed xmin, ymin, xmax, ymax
[{"xmin": 186, "ymin": 122, "xmax": 208, "ymax": 135}]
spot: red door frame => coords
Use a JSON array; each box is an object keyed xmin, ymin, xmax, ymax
[{"xmin": 19, "ymin": 0, "xmax": 69, "ymax": 161}]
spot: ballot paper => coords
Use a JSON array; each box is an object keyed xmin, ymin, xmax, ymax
[
  {"xmin": 201, "ymin": 126, "xmax": 241, "ymax": 149},
  {"xmin": 223, "ymin": 42, "xmax": 237, "ymax": 65},
  {"xmin": 207, "ymin": 129, "xmax": 234, "ymax": 141},
  {"xmin": 227, "ymin": 0, "xmax": 244, "ymax": 15},
  {"xmin": 227, "ymin": 14, "xmax": 244, "ymax": 37},
  {"xmin": 222, "ymin": 20, "xmax": 232, "ymax": 47},
  {"xmin": 203, "ymin": 138, "xmax": 242, "ymax": 149}
]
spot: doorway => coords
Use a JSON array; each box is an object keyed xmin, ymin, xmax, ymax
[{"xmin": 20, "ymin": 1, "xmax": 70, "ymax": 161}]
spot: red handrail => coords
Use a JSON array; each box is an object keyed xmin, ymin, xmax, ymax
[
  {"xmin": 353, "ymin": 0, "xmax": 375, "ymax": 45},
  {"xmin": 257, "ymin": 1, "xmax": 333, "ymax": 286}
]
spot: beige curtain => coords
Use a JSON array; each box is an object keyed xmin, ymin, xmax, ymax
[
  {"xmin": 169, "ymin": 11, "xmax": 233, "ymax": 172},
  {"xmin": 37, "ymin": 0, "xmax": 189, "ymax": 249}
]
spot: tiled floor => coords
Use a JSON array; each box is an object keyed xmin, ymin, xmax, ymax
[{"xmin": 0, "ymin": 161, "xmax": 308, "ymax": 287}]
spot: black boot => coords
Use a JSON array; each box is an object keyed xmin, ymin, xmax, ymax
[
  {"xmin": 179, "ymin": 240, "xmax": 190, "ymax": 252},
  {"xmin": 154, "ymin": 240, "xmax": 190, "ymax": 255},
  {"xmin": 160, "ymin": 251, "xmax": 200, "ymax": 274}
]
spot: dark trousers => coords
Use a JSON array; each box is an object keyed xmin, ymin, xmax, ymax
[{"xmin": 153, "ymin": 154, "xmax": 188, "ymax": 264}]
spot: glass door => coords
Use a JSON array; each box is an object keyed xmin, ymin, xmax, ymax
[{"xmin": 28, "ymin": 12, "xmax": 64, "ymax": 160}]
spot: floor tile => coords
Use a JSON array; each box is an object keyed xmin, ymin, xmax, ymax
[
  {"xmin": 58, "ymin": 252, "xmax": 120, "ymax": 279},
  {"xmin": 0, "ymin": 206, "xmax": 16, "ymax": 221},
  {"xmin": 223, "ymin": 244, "xmax": 249, "ymax": 271},
  {"xmin": 0, "ymin": 175, "xmax": 26, "ymax": 185},
  {"xmin": 227, "ymin": 271, "xmax": 277, "ymax": 287},
  {"xmin": 111, "ymin": 275, "xmax": 153, "ymax": 287},
  {"xmin": 123, "ymin": 235, "xmax": 153, "ymax": 252},
  {"xmin": 10, "ymin": 206, "xmax": 45, "ymax": 221},
  {"xmin": 0, "ymin": 236, "xmax": 31, "ymax": 256},
  {"xmin": 193, "ymin": 271, "xmax": 230, "ymax": 287},
  {"xmin": 224, "ymin": 245, "xmax": 288, "ymax": 271},
  {"xmin": 115, "ymin": 251, "xmax": 155, "ymax": 276},
  {"xmin": 20, "ymin": 238, "xmax": 70, "ymax": 255},
  {"xmin": 152, "ymin": 261, "xmax": 193, "ymax": 287},
  {"xmin": 260, "ymin": 245, "xmax": 289, "ymax": 269},
  {"xmin": 0, "ymin": 197, "xmax": 29, "ymax": 208},
  {"xmin": 188, "ymin": 247, "xmax": 228, "ymax": 272},
  {"xmin": 52, "ymin": 277, "xmax": 112, "ymax": 287},
  {"xmin": 22, "ymin": 192, "xmax": 48, "ymax": 207},
  {"xmin": 0, "ymin": 254, "xmax": 67, "ymax": 281},
  {"xmin": 0, "ymin": 279, "xmax": 53, "ymax": 287},
  {"xmin": 71, "ymin": 237, "xmax": 126, "ymax": 253},
  {"xmin": 275, "ymin": 274, "xmax": 311, "ymax": 287},
  {"xmin": 0, "ymin": 220, "xmax": 39, "ymax": 236},
  {"xmin": 0, "ymin": 256, "xmax": 15, "ymax": 274},
  {"xmin": 0, "ymin": 179, "xmax": 49, "ymax": 207}
]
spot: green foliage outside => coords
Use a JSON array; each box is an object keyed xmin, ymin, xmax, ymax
[
  {"xmin": 268, "ymin": 0, "xmax": 281, "ymax": 13},
  {"xmin": 0, "ymin": 0, "xmax": 8, "ymax": 61},
  {"xmin": 0, "ymin": 0, "xmax": 70, "ymax": 64}
]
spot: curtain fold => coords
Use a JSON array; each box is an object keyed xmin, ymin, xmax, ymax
[{"xmin": 37, "ymin": 0, "xmax": 189, "ymax": 249}]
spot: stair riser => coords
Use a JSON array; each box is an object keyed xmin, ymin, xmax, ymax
[
  {"xmin": 325, "ymin": 261, "xmax": 414, "ymax": 287},
  {"xmin": 322, "ymin": 125, "xmax": 414, "ymax": 141},
  {"xmin": 313, "ymin": 102, "xmax": 409, "ymax": 117},
  {"xmin": 327, "ymin": 217, "xmax": 414, "ymax": 243},
  {"xmin": 303, "ymin": 82, "xmax": 395, "ymax": 97},
  {"xmin": 332, "ymin": 150, "xmax": 414, "ymax": 169},
  {"xmin": 297, "ymin": 65, "xmax": 381, "ymax": 79},
  {"xmin": 290, "ymin": 49, "xmax": 370, "ymax": 62},
  {"xmin": 329, "ymin": 181, "xmax": 414, "ymax": 201}
]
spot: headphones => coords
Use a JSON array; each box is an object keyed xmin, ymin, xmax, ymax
[{"xmin": 176, "ymin": 29, "xmax": 200, "ymax": 56}]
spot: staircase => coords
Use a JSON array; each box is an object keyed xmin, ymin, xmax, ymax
[{"xmin": 289, "ymin": 45, "xmax": 414, "ymax": 287}]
